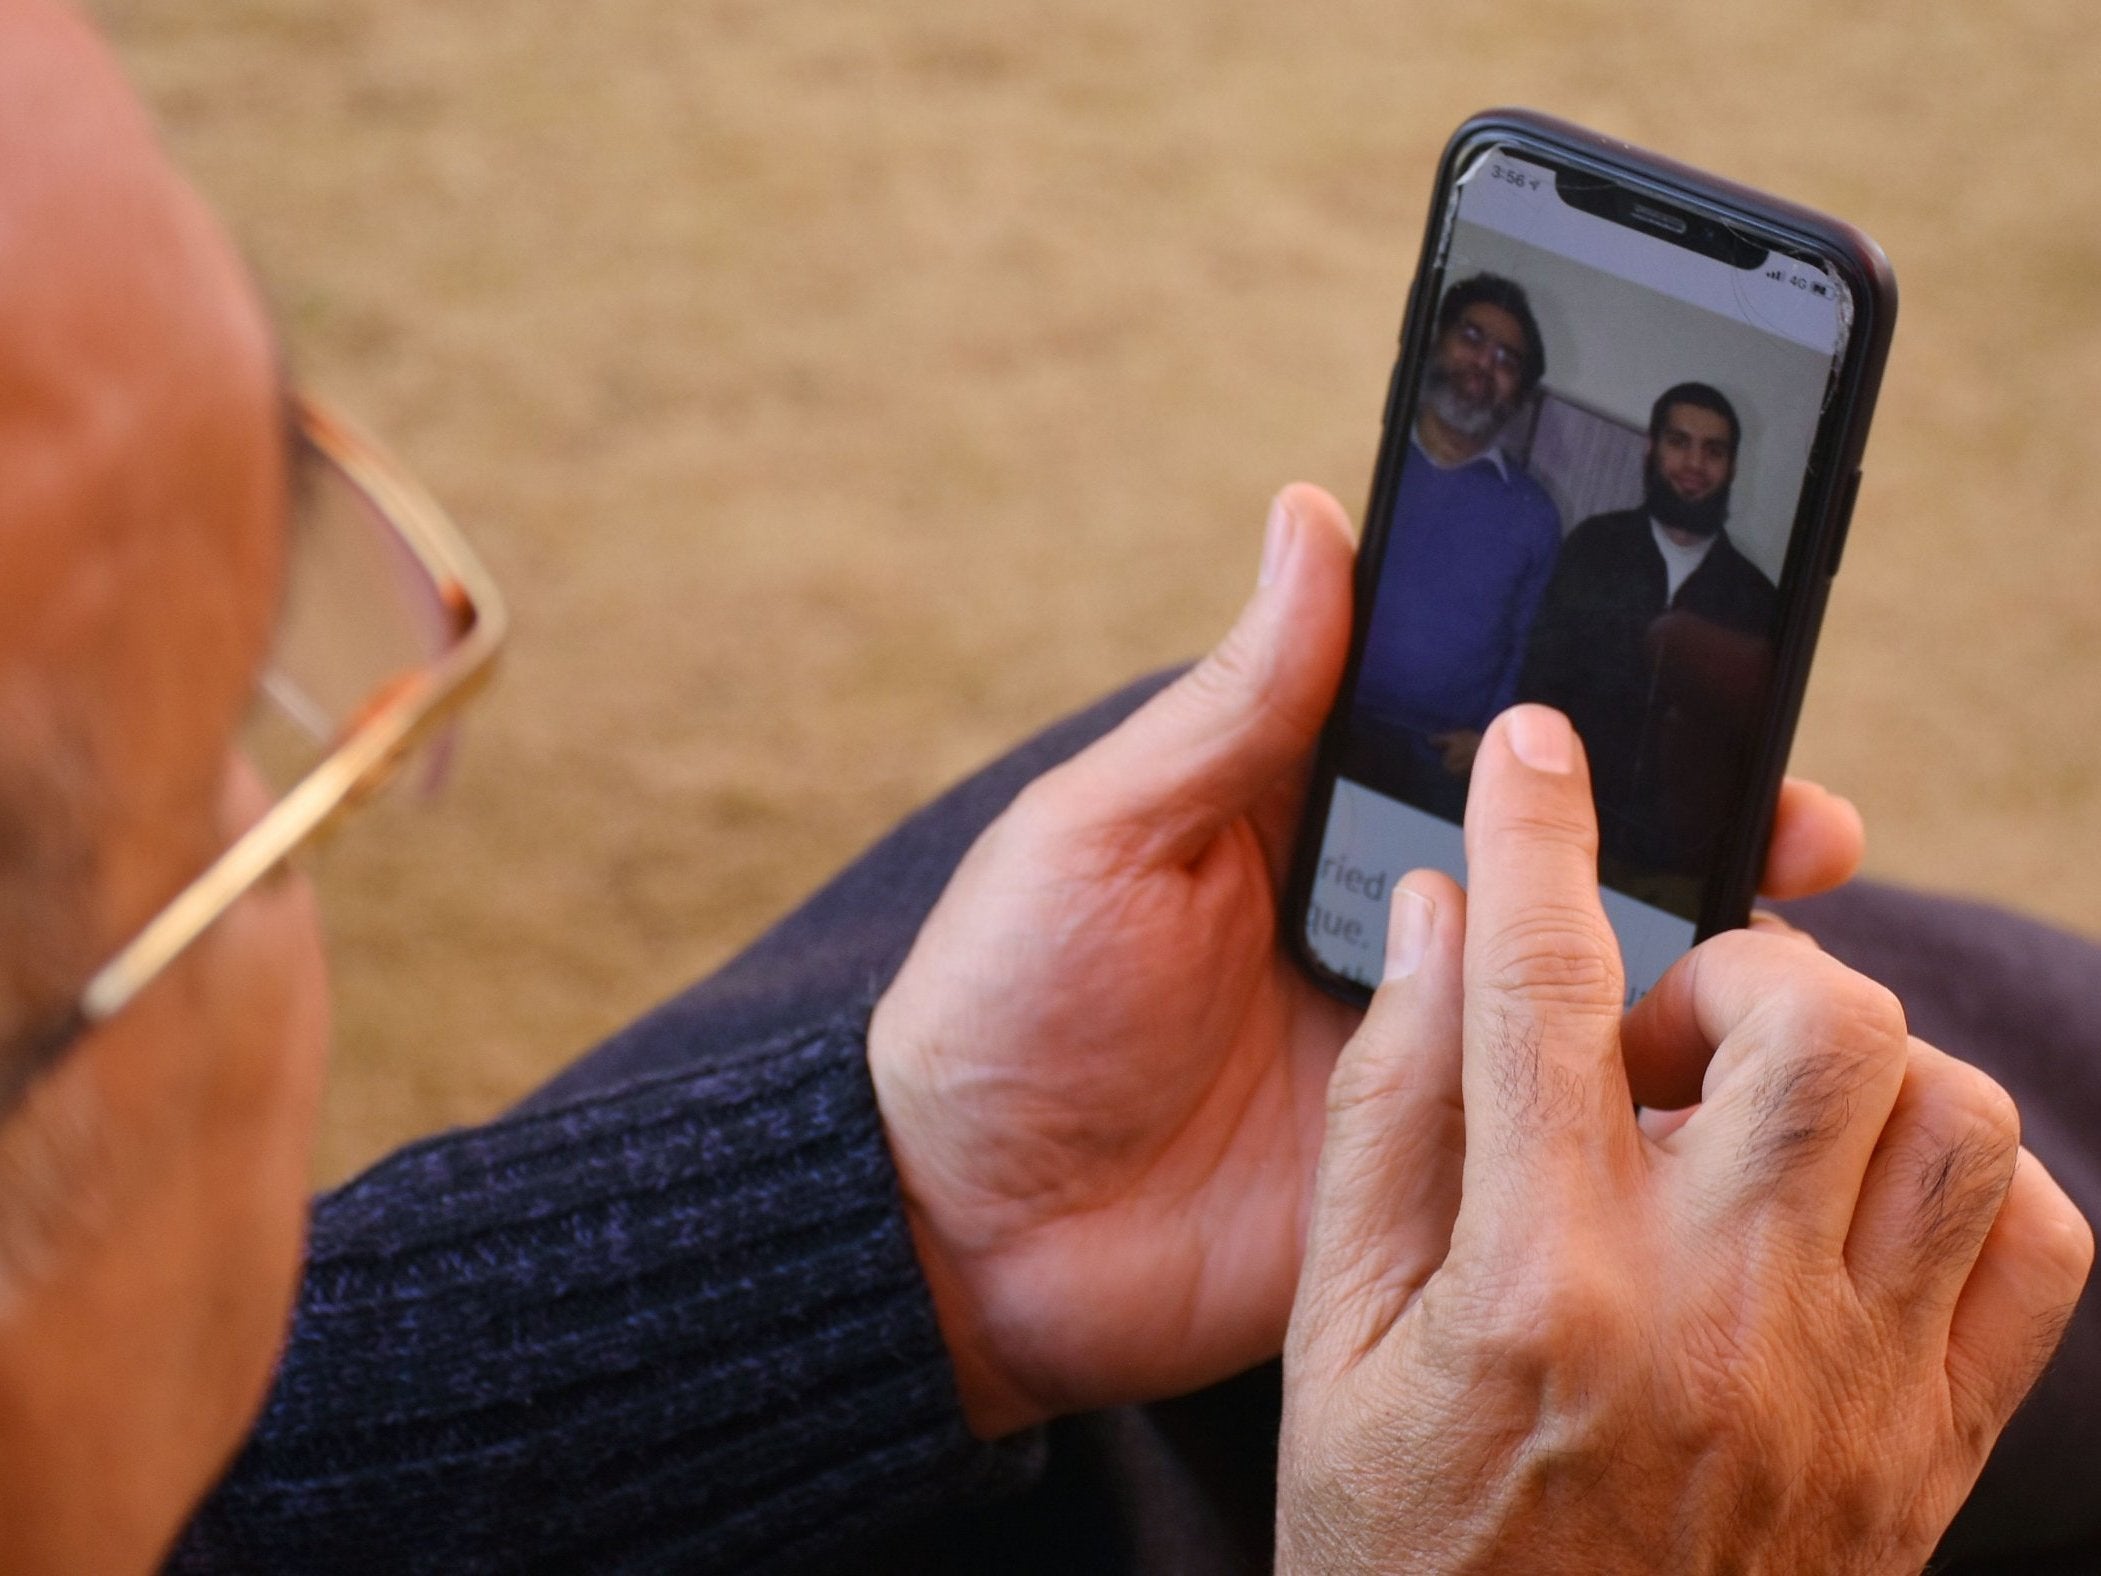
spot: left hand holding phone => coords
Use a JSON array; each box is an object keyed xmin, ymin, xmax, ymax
[{"xmin": 868, "ymin": 484, "xmax": 1869, "ymax": 1440}]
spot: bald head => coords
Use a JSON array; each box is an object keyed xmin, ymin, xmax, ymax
[
  {"xmin": 0, "ymin": 0, "xmax": 287, "ymax": 1049},
  {"xmin": 0, "ymin": 14, "xmax": 337, "ymax": 1568}
]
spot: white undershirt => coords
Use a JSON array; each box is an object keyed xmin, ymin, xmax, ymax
[{"xmin": 1649, "ymin": 518, "xmax": 1717, "ymax": 604}]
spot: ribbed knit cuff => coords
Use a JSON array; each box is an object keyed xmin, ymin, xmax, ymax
[{"xmin": 171, "ymin": 1014, "xmax": 1037, "ymax": 1574}]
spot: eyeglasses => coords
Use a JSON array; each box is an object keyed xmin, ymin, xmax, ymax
[
  {"xmin": 8, "ymin": 394, "xmax": 506, "ymax": 1104},
  {"xmin": 1450, "ymin": 318, "xmax": 1527, "ymax": 377}
]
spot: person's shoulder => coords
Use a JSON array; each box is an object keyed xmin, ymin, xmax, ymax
[
  {"xmin": 1504, "ymin": 462, "xmax": 1554, "ymax": 505},
  {"xmin": 1713, "ymin": 530, "xmax": 1768, "ymax": 571},
  {"xmin": 1563, "ymin": 507, "xmax": 1647, "ymax": 552},
  {"xmin": 1714, "ymin": 532, "xmax": 1779, "ymax": 597},
  {"xmin": 1506, "ymin": 466, "xmax": 1564, "ymax": 540}
]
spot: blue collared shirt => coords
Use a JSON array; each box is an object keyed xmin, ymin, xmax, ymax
[{"xmin": 1354, "ymin": 434, "xmax": 1563, "ymax": 736}]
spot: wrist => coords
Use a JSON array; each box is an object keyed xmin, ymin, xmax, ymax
[
  {"xmin": 867, "ymin": 997, "xmax": 1049, "ymax": 1440},
  {"xmin": 890, "ymin": 1191, "xmax": 1048, "ymax": 1439}
]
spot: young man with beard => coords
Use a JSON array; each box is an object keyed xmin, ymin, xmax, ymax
[
  {"xmin": 1350, "ymin": 274, "xmax": 1563, "ymax": 815},
  {"xmin": 1519, "ymin": 382, "xmax": 1775, "ymax": 911}
]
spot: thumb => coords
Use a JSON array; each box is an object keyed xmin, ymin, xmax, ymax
[
  {"xmin": 1294, "ymin": 872, "xmax": 1469, "ymax": 1361},
  {"xmin": 1056, "ymin": 484, "xmax": 1355, "ymax": 865}
]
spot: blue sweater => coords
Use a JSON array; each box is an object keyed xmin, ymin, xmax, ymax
[
  {"xmin": 169, "ymin": 1014, "xmax": 1030, "ymax": 1573},
  {"xmin": 1353, "ymin": 438, "xmax": 1562, "ymax": 736}
]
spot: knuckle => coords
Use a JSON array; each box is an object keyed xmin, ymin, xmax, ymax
[
  {"xmin": 1322, "ymin": 1038, "xmax": 1389, "ymax": 1127},
  {"xmin": 2056, "ymin": 1202, "xmax": 2099, "ymax": 1286},
  {"xmin": 1900, "ymin": 1131, "xmax": 2012, "ymax": 1262},
  {"xmin": 1741, "ymin": 1062, "xmax": 1856, "ymax": 1168},
  {"xmin": 1956, "ymin": 1059, "xmax": 2021, "ymax": 1138},
  {"xmin": 1473, "ymin": 796, "xmax": 1596, "ymax": 858},
  {"xmin": 1474, "ymin": 904, "xmax": 1622, "ymax": 1012},
  {"xmin": 1882, "ymin": 1054, "xmax": 2024, "ymax": 1261},
  {"xmin": 1801, "ymin": 972, "xmax": 1909, "ymax": 1062},
  {"xmin": 1184, "ymin": 639, "xmax": 1256, "ymax": 714},
  {"xmin": 1743, "ymin": 968, "xmax": 1909, "ymax": 1147},
  {"xmin": 1463, "ymin": 1255, "xmax": 1630, "ymax": 1382},
  {"xmin": 1766, "ymin": 961, "xmax": 1906, "ymax": 1053},
  {"xmin": 1931, "ymin": 1059, "xmax": 2022, "ymax": 1159},
  {"xmin": 2004, "ymin": 1160, "xmax": 2096, "ymax": 1292},
  {"xmin": 1184, "ymin": 627, "xmax": 1294, "ymax": 734}
]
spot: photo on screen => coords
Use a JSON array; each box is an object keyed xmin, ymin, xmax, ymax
[{"xmin": 1305, "ymin": 153, "xmax": 1845, "ymax": 997}]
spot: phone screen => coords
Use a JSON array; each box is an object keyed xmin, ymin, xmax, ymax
[{"xmin": 1303, "ymin": 145, "xmax": 1853, "ymax": 1002}]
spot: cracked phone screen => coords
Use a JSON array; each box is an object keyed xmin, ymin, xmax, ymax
[{"xmin": 1305, "ymin": 144, "xmax": 1851, "ymax": 1000}]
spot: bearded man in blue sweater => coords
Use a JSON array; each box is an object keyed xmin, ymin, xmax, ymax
[{"xmin": 1353, "ymin": 273, "xmax": 1564, "ymax": 817}]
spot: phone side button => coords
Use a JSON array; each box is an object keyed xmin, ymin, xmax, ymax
[{"xmin": 1825, "ymin": 468, "xmax": 1863, "ymax": 576}]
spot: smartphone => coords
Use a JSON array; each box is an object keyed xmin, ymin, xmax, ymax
[{"xmin": 1286, "ymin": 109, "xmax": 1896, "ymax": 1006}]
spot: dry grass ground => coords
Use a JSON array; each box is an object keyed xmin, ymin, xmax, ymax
[{"xmin": 96, "ymin": 0, "xmax": 2101, "ymax": 1185}]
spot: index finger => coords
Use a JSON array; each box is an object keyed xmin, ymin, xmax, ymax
[{"xmin": 1459, "ymin": 706, "xmax": 1635, "ymax": 1189}]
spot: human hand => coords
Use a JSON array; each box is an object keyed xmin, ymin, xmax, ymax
[
  {"xmin": 1646, "ymin": 608, "xmax": 1772, "ymax": 715},
  {"xmin": 869, "ymin": 486, "xmax": 1869, "ymax": 1439},
  {"xmin": 1277, "ymin": 706, "xmax": 2094, "ymax": 1574},
  {"xmin": 1428, "ymin": 727, "xmax": 1483, "ymax": 777}
]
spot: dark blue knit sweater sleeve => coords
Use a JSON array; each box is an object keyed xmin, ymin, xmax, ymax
[{"xmin": 169, "ymin": 1015, "xmax": 1034, "ymax": 1573}]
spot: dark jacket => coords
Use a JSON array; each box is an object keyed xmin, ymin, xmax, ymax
[{"xmin": 1518, "ymin": 508, "xmax": 1775, "ymax": 894}]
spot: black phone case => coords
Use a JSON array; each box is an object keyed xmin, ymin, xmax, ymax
[{"xmin": 1285, "ymin": 107, "xmax": 1899, "ymax": 1006}]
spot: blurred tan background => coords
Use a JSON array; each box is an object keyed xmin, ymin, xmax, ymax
[{"xmin": 96, "ymin": 1, "xmax": 2100, "ymax": 1185}]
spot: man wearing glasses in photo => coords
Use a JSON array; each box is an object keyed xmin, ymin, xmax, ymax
[
  {"xmin": 7, "ymin": 6, "xmax": 2098, "ymax": 1573},
  {"xmin": 1351, "ymin": 272, "xmax": 1564, "ymax": 808}
]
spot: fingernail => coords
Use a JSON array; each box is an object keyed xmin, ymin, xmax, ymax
[
  {"xmin": 1384, "ymin": 886, "xmax": 1433, "ymax": 980},
  {"xmin": 1506, "ymin": 705, "xmax": 1574, "ymax": 774},
  {"xmin": 1259, "ymin": 493, "xmax": 1297, "ymax": 587}
]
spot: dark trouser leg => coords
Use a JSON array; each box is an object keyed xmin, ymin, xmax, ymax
[{"xmin": 522, "ymin": 673, "xmax": 2101, "ymax": 1569}]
